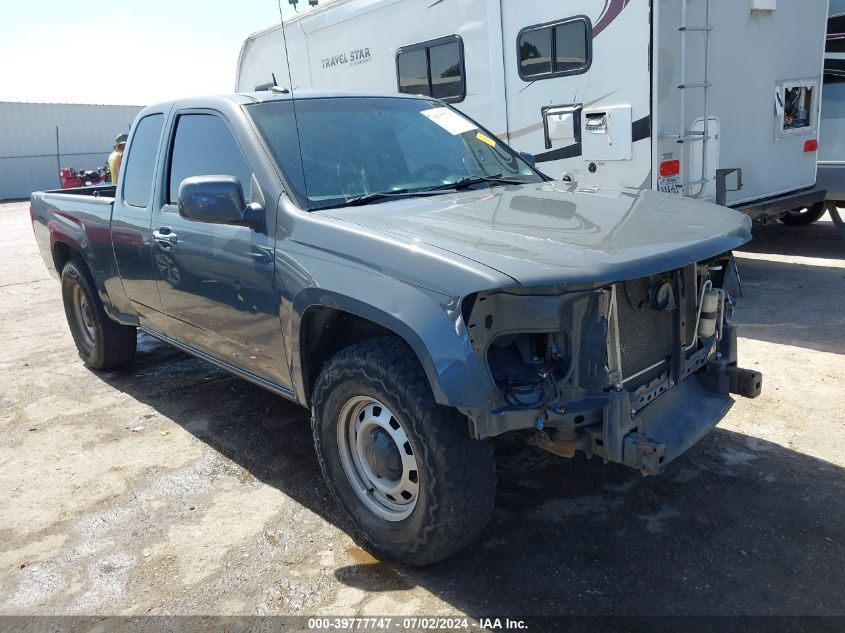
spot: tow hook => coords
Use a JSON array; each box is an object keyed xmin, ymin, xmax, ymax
[
  {"xmin": 726, "ymin": 366, "xmax": 763, "ymax": 399},
  {"xmin": 623, "ymin": 433, "xmax": 668, "ymax": 476}
]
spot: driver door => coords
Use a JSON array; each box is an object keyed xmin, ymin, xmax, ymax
[{"xmin": 151, "ymin": 111, "xmax": 288, "ymax": 387}]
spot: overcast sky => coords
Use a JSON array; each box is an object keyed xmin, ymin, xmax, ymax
[{"xmin": 1, "ymin": 0, "xmax": 300, "ymax": 106}]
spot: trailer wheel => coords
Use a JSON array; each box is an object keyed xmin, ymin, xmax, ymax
[
  {"xmin": 61, "ymin": 258, "xmax": 137, "ymax": 370},
  {"xmin": 780, "ymin": 201, "xmax": 827, "ymax": 226},
  {"xmin": 311, "ymin": 336, "xmax": 496, "ymax": 566}
]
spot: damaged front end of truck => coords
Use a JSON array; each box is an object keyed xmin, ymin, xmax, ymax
[{"xmin": 462, "ymin": 252, "xmax": 762, "ymax": 476}]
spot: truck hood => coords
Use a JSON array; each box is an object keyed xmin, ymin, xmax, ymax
[{"xmin": 318, "ymin": 181, "xmax": 752, "ymax": 286}]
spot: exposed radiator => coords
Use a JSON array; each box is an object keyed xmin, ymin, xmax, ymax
[{"xmin": 616, "ymin": 266, "xmax": 697, "ymax": 382}]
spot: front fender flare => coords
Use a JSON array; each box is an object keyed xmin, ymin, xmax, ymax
[{"xmin": 290, "ymin": 285, "xmax": 490, "ymax": 409}]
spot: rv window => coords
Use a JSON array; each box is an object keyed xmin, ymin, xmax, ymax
[
  {"xmin": 429, "ymin": 42, "xmax": 463, "ymax": 100},
  {"xmin": 396, "ymin": 35, "xmax": 465, "ymax": 102},
  {"xmin": 398, "ymin": 49, "xmax": 428, "ymax": 96},
  {"xmin": 554, "ymin": 22, "xmax": 589, "ymax": 72},
  {"xmin": 519, "ymin": 29, "xmax": 552, "ymax": 76},
  {"xmin": 518, "ymin": 17, "xmax": 591, "ymax": 81}
]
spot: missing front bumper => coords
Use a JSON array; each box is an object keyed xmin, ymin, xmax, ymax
[
  {"xmin": 551, "ymin": 372, "xmax": 739, "ymax": 476},
  {"xmin": 611, "ymin": 363, "xmax": 760, "ymax": 475},
  {"xmin": 479, "ymin": 355, "xmax": 761, "ymax": 476},
  {"xmin": 612, "ymin": 373, "xmax": 734, "ymax": 475}
]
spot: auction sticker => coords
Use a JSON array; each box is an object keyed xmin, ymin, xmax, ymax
[
  {"xmin": 475, "ymin": 131, "xmax": 497, "ymax": 147},
  {"xmin": 421, "ymin": 107, "xmax": 477, "ymax": 135}
]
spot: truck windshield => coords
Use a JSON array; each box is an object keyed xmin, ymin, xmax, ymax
[{"xmin": 247, "ymin": 96, "xmax": 542, "ymax": 211}]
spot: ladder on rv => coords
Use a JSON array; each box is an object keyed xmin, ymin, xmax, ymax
[{"xmin": 675, "ymin": 0, "xmax": 713, "ymax": 198}]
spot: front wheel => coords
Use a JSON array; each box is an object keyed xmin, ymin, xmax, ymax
[
  {"xmin": 780, "ymin": 201, "xmax": 827, "ymax": 226},
  {"xmin": 311, "ymin": 337, "xmax": 496, "ymax": 566},
  {"xmin": 61, "ymin": 258, "xmax": 137, "ymax": 370}
]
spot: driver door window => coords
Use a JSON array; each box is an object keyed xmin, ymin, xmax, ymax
[{"xmin": 168, "ymin": 114, "xmax": 253, "ymax": 206}]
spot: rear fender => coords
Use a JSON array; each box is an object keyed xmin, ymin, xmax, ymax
[{"xmin": 44, "ymin": 209, "xmax": 136, "ymax": 325}]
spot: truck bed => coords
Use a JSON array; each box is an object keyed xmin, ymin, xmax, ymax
[
  {"xmin": 30, "ymin": 186, "xmax": 116, "ymax": 282},
  {"xmin": 42, "ymin": 184, "xmax": 117, "ymax": 200}
]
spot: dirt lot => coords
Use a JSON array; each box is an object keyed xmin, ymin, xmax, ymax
[{"xmin": 1, "ymin": 199, "xmax": 843, "ymax": 617}]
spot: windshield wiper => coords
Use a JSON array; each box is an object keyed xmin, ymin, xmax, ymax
[
  {"xmin": 319, "ymin": 176, "xmax": 530, "ymax": 210},
  {"xmin": 342, "ymin": 189, "xmax": 412, "ymax": 207},
  {"xmin": 420, "ymin": 174, "xmax": 530, "ymax": 193},
  {"xmin": 323, "ymin": 189, "xmax": 443, "ymax": 209}
]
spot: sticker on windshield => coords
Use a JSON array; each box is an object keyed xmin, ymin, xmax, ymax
[
  {"xmin": 421, "ymin": 107, "xmax": 477, "ymax": 135},
  {"xmin": 475, "ymin": 131, "xmax": 496, "ymax": 148}
]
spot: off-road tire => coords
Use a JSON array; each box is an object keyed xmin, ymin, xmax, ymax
[
  {"xmin": 61, "ymin": 258, "xmax": 137, "ymax": 370},
  {"xmin": 311, "ymin": 336, "xmax": 496, "ymax": 566},
  {"xmin": 780, "ymin": 201, "xmax": 827, "ymax": 226}
]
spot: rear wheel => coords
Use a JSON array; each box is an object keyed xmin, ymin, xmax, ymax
[
  {"xmin": 780, "ymin": 201, "xmax": 827, "ymax": 226},
  {"xmin": 311, "ymin": 337, "xmax": 496, "ymax": 566},
  {"xmin": 61, "ymin": 258, "xmax": 137, "ymax": 370}
]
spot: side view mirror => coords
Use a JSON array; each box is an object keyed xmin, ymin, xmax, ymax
[
  {"xmin": 519, "ymin": 151, "xmax": 536, "ymax": 168},
  {"xmin": 178, "ymin": 175, "xmax": 264, "ymax": 229}
]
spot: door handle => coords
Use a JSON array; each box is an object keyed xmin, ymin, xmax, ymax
[{"xmin": 152, "ymin": 227, "xmax": 178, "ymax": 246}]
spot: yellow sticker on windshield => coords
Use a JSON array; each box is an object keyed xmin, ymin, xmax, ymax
[{"xmin": 476, "ymin": 132, "xmax": 497, "ymax": 147}]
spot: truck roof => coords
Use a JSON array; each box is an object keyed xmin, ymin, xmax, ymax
[{"xmin": 142, "ymin": 90, "xmax": 429, "ymax": 113}]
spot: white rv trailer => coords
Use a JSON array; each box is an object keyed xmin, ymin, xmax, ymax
[{"xmin": 237, "ymin": 0, "xmax": 829, "ymax": 219}]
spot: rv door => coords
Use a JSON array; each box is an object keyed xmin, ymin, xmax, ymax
[{"xmin": 500, "ymin": 0, "xmax": 652, "ymax": 188}]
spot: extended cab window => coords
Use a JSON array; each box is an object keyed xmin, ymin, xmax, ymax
[
  {"xmin": 518, "ymin": 17, "xmax": 591, "ymax": 81},
  {"xmin": 397, "ymin": 36, "xmax": 465, "ymax": 102},
  {"xmin": 122, "ymin": 114, "xmax": 164, "ymax": 208},
  {"xmin": 167, "ymin": 114, "xmax": 253, "ymax": 205}
]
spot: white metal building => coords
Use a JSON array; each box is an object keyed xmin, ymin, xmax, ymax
[{"xmin": 0, "ymin": 102, "xmax": 143, "ymax": 200}]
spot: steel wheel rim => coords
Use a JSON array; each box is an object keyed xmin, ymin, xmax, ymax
[
  {"xmin": 337, "ymin": 395, "xmax": 420, "ymax": 522},
  {"xmin": 71, "ymin": 284, "xmax": 96, "ymax": 349}
]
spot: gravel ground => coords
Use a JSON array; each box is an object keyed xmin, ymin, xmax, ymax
[{"xmin": 0, "ymin": 200, "xmax": 843, "ymax": 617}]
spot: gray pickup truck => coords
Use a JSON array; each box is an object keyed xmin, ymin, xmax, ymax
[{"xmin": 31, "ymin": 91, "xmax": 762, "ymax": 565}]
